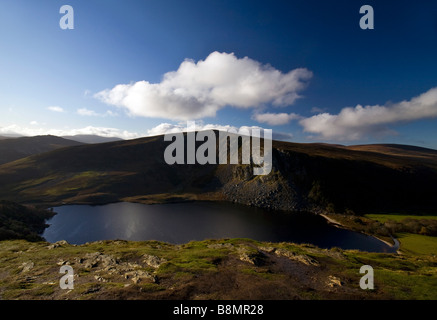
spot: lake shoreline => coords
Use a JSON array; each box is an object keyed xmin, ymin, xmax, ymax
[{"xmin": 320, "ymin": 213, "xmax": 399, "ymax": 250}]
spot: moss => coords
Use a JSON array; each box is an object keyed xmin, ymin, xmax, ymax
[{"xmin": 139, "ymin": 283, "xmax": 165, "ymax": 292}]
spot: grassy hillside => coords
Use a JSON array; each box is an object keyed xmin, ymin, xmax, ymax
[
  {"xmin": 0, "ymin": 238, "xmax": 435, "ymax": 300},
  {"xmin": 0, "ymin": 135, "xmax": 83, "ymax": 165},
  {"xmin": 0, "ymin": 134, "xmax": 436, "ymax": 214},
  {"xmin": 0, "ymin": 134, "xmax": 220, "ymax": 206}
]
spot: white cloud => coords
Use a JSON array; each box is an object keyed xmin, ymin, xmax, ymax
[
  {"xmin": 0, "ymin": 121, "xmax": 294, "ymax": 142},
  {"xmin": 77, "ymin": 108, "xmax": 118, "ymax": 117},
  {"xmin": 146, "ymin": 123, "xmax": 186, "ymax": 136},
  {"xmin": 146, "ymin": 121, "xmax": 258, "ymax": 136},
  {"xmin": 300, "ymin": 87, "xmax": 437, "ymax": 140},
  {"xmin": 47, "ymin": 106, "xmax": 64, "ymax": 113},
  {"xmin": 30, "ymin": 121, "xmax": 38, "ymax": 126},
  {"xmin": 0, "ymin": 125, "xmax": 139, "ymax": 140},
  {"xmin": 147, "ymin": 122, "xmax": 243, "ymax": 136},
  {"xmin": 146, "ymin": 121, "xmax": 293, "ymax": 141},
  {"xmin": 77, "ymin": 108, "xmax": 99, "ymax": 116},
  {"xmin": 253, "ymin": 112, "xmax": 301, "ymax": 125},
  {"xmin": 105, "ymin": 110, "xmax": 118, "ymax": 117},
  {"xmin": 95, "ymin": 51, "xmax": 312, "ymax": 121}
]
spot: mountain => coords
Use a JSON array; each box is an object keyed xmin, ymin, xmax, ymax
[
  {"xmin": 0, "ymin": 135, "xmax": 84, "ymax": 165},
  {"xmin": 344, "ymin": 144, "xmax": 437, "ymax": 160},
  {"xmin": 0, "ymin": 134, "xmax": 23, "ymax": 139},
  {"xmin": 0, "ymin": 132, "xmax": 436, "ymax": 214},
  {"xmin": 62, "ymin": 135, "xmax": 123, "ymax": 144}
]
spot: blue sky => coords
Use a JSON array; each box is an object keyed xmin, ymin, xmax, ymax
[{"xmin": 1, "ymin": 0, "xmax": 437, "ymax": 148}]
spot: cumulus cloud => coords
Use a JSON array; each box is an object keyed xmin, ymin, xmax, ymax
[
  {"xmin": 77, "ymin": 108, "xmax": 117, "ymax": 117},
  {"xmin": 47, "ymin": 106, "xmax": 64, "ymax": 113},
  {"xmin": 253, "ymin": 112, "xmax": 301, "ymax": 126},
  {"xmin": 146, "ymin": 121, "xmax": 293, "ymax": 141},
  {"xmin": 77, "ymin": 108, "xmax": 98, "ymax": 116},
  {"xmin": 300, "ymin": 87, "xmax": 437, "ymax": 140},
  {"xmin": 95, "ymin": 51, "xmax": 312, "ymax": 120},
  {"xmin": 147, "ymin": 122, "xmax": 254, "ymax": 136}
]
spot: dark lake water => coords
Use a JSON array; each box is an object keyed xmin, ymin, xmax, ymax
[{"xmin": 42, "ymin": 201, "xmax": 396, "ymax": 252}]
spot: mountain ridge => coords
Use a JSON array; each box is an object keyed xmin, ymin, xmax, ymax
[
  {"xmin": 0, "ymin": 133, "xmax": 436, "ymax": 214},
  {"xmin": 0, "ymin": 135, "xmax": 84, "ymax": 165},
  {"xmin": 61, "ymin": 135, "xmax": 123, "ymax": 144}
]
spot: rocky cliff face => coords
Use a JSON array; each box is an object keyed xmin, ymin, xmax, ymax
[
  {"xmin": 219, "ymin": 162, "xmax": 302, "ymax": 212},
  {"xmin": 217, "ymin": 143, "xmax": 437, "ymax": 214}
]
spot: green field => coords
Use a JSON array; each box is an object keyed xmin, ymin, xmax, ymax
[
  {"xmin": 364, "ymin": 214, "xmax": 437, "ymax": 255},
  {"xmin": 365, "ymin": 214, "xmax": 437, "ymax": 223},
  {"xmin": 396, "ymin": 233, "xmax": 437, "ymax": 255}
]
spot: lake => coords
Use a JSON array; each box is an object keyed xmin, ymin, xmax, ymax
[{"xmin": 42, "ymin": 201, "xmax": 397, "ymax": 252}]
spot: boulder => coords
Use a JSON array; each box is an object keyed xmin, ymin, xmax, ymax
[
  {"xmin": 20, "ymin": 261, "xmax": 34, "ymax": 272},
  {"xmin": 80, "ymin": 252, "xmax": 118, "ymax": 269},
  {"xmin": 124, "ymin": 270, "xmax": 156, "ymax": 284},
  {"xmin": 47, "ymin": 240, "xmax": 69, "ymax": 249},
  {"xmin": 238, "ymin": 248, "xmax": 267, "ymax": 266},
  {"xmin": 326, "ymin": 275, "xmax": 343, "ymax": 287},
  {"xmin": 274, "ymin": 248, "xmax": 320, "ymax": 266},
  {"xmin": 142, "ymin": 254, "xmax": 167, "ymax": 269}
]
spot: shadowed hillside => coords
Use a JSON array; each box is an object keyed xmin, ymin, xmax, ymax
[
  {"xmin": 62, "ymin": 135, "xmax": 123, "ymax": 144},
  {"xmin": 0, "ymin": 200, "xmax": 55, "ymax": 241},
  {"xmin": 0, "ymin": 133, "xmax": 436, "ymax": 214},
  {"xmin": 0, "ymin": 135, "xmax": 83, "ymax": 165}
]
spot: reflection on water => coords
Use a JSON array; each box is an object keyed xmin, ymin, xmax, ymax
[{"xmin": 43, "ymin": 201, "xmax": 396, "ymax": 253}]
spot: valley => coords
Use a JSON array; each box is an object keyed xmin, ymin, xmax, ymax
[{"xmin": 0, "ymin": 134, "xmax": 436, "ymax": 300}]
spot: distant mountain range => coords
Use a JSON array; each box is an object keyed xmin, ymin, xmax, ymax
[{"xmin": 0, "ymin": 132, "xmax": 436, "ymax": 215}]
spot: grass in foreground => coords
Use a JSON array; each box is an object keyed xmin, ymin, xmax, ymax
[{"xmin": 0, "ymin": 238, "xmax": 436, "ymax": 300}]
